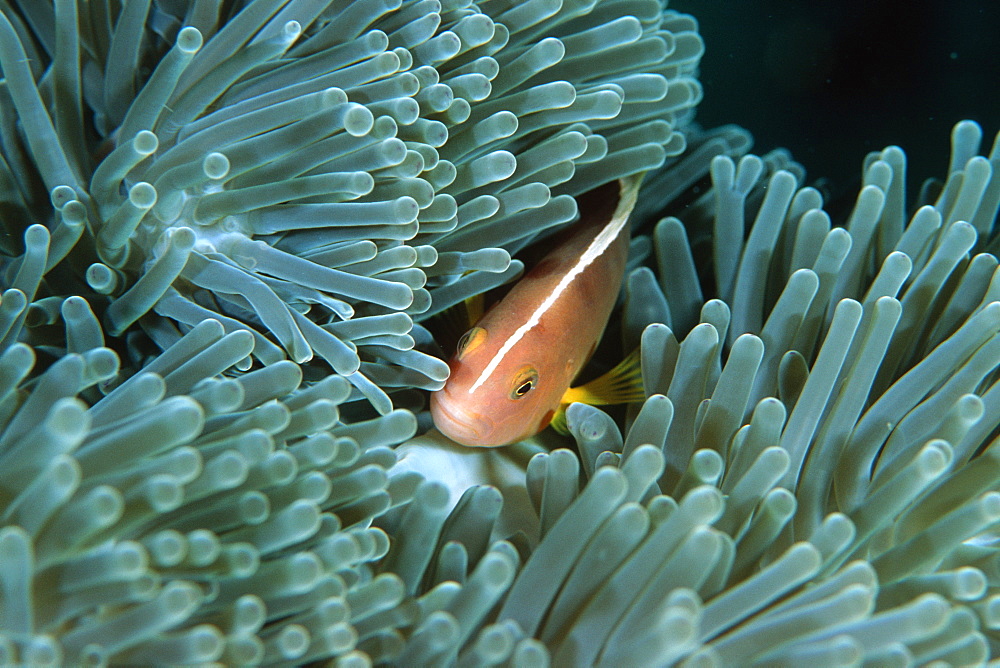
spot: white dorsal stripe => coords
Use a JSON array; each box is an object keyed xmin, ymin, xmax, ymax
[{"xmin": 469, "ymin": 177, "xmax": 642, "ymax": 394}]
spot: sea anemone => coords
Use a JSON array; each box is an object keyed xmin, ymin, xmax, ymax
[
  {"xmin": 1, "ymin": 0, "xmax": 999, "ymax": 665},
  {"xmin": 0, "ymin": 0, "xmax": 701, "ymax": 414},
  {"xmin": 397, "ymin": 121, "xmax": 1000, "ymax": 665},
  {"xmin": 0, "ymin": 0, "xmax": 704, "ymax": 663}
]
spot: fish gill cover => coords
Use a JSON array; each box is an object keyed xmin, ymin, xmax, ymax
[{"xmin": 0, "ymin": 0, "xmax": 997, "ymax": 666}]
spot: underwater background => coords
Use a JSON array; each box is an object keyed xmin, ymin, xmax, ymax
[
  {"xmin": 680, "ymin": 0, "xmax": 1000, "ymax": 197},
  {"xmin": 0, "ymin": 0, "xmax": 998, "ymax": 665}
]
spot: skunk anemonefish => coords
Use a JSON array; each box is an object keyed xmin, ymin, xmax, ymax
[{"xmin": 430, "ymin": 175, "xmax": 646, "ymax": 447}]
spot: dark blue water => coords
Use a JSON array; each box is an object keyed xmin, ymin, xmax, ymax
[{"xmin": 672, "ymin": 0, "xmax": 1000, "ymax": 209}]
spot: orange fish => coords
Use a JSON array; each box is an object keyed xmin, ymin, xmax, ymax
[{"xmin": 430, "ymin": 175, "xmax": 645, "ymax": 447}]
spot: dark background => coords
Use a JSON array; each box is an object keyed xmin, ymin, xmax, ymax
[{"xmin": 670, "ymin": 1, "xmax": 1000, "ymax": 205}]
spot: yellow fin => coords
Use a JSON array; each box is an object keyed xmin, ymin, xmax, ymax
[
  {"xmin": 464, "ymin": 291, "xmax": 485, "ymax": 324},
  {"xmin": 551, "ymin": 347, "xmax": 645, "ymax": 435},
  {"xmin": 431, "ymin": 291, "xmax": 487, "ymax": 353},
  {"xmin": 550, "ymin": 406, "xmax": 570, "ymax": 435}
]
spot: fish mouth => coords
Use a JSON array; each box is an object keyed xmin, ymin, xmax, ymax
[{"xmin": 430, "ymin": 392, "xmax": 496, "ymax": 447}]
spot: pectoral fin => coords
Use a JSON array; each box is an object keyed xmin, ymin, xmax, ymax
[
  {"xmin": 550, "ymin": 347, "xmax": 645, "ymax": 434},
  {"xmin": 432, "ymin": 292, "xmax": 487, "ymax": 353}
]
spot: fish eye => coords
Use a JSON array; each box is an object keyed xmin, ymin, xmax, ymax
[
  {"xmin": 456, "ymin": 326, "xmax": 486, "ymax": 360},
  {"xmin": 510, "ymin": 367, "xmax": 539, "ymax": 400}
]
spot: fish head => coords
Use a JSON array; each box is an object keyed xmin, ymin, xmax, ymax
[{"xmin": 430, "ymin": 325, "xmax": 565, "ymax": 447}]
